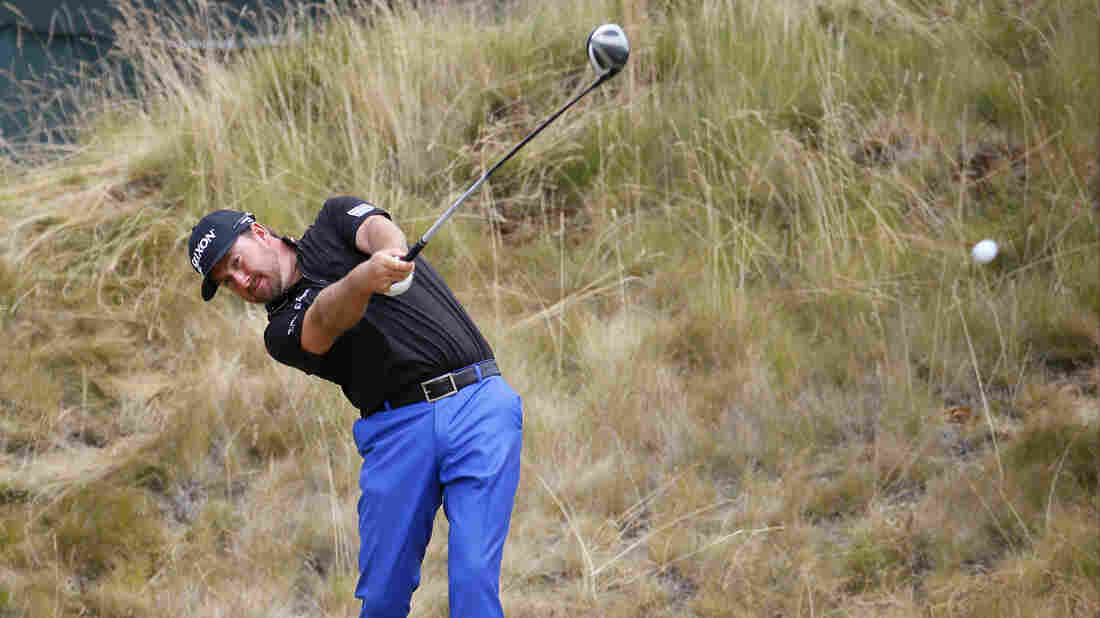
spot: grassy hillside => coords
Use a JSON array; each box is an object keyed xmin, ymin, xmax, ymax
[{"xmin": 1, "ymin": 0, "xmax": 1097, "ymax": 615}]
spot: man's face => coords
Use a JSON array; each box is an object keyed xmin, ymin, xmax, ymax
[{"xmin": 209, "ymin": 225, "xmax": 286, "ymax": 304}]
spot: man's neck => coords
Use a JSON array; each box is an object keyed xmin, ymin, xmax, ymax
[{"xmin": 278, "ymin": 236, "xmax": 302, "ymax": 289}]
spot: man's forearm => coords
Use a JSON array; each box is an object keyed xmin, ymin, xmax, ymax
[
  {"xmin": 306, "ymin": 260, "xmax": 376, "ymax": 351},
  {"xmin": 300, "ymin": 216, "xmax": 414, "ymax": 355}
]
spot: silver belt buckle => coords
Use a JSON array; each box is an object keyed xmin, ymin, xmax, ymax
[{"xmin": 422, "ymin": 373, "xmax": 457, "ymax": 403}]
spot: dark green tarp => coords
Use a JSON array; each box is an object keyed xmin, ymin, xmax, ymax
[
  {"xmin": 1, "ymin": 1, "xmax": 303, "ymax": 152},
  {"xmin": 1, "ymin": 1, "xmax": 118, "ymax": 33}
]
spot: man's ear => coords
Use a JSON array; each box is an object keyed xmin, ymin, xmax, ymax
[{"xmin": 249, "ymin": 222, "xmax": 270, "ymax": 242}]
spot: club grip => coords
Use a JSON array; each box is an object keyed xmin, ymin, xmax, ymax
[{"xmin": 402, "ymin": 239, "xmax": 425, "ymax": 262}]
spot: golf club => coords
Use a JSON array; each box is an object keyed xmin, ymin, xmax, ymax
[{"xmin": 385, "ymin": 23, "xmax": 630, "ymax": 296}]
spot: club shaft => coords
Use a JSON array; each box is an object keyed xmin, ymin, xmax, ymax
[{"xmin": 403, "ymin": 72, "xmax": 610, "ymax": 262}]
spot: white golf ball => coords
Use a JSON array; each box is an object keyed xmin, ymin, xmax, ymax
[{"xmin": 971, "ymin": 239, "xmax": 998, "ymax": 264}]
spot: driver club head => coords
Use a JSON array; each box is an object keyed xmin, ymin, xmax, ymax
[{"xmin": 587, "ymin": 24, "xmax": 630, "ymax": 77}]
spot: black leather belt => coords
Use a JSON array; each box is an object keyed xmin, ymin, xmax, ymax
[{"xmin": 366, "ymin": 359, "xmax": 500, "ymax": 418}]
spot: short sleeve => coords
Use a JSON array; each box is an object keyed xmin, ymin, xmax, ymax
[{"xmin": 318, "ymin": 196, "xmax": 391, "ymax": 254}]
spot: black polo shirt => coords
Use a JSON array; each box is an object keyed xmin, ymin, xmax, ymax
[{"xmin": 264, "ymin": 196, "xmax": 493, "ymax": 413}]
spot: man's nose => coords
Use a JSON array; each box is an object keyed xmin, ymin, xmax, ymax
[{"xmin": 231, "ymin": 269, "xmax": 249, "ymax": 290}]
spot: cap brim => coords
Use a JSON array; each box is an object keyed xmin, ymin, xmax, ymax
[{"xmin": 202, "ymin": 277, "xmax": 219, "ymax": 301}]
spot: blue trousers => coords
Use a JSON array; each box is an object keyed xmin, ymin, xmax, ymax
[{"xmin": 352, "ymin": 374, "xmax": 523, "ymax": 617}]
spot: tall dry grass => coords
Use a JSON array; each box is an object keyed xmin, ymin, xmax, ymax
[{"xmin": 1, "ymin": 0, "xmax": 1098, "ymax": 616}]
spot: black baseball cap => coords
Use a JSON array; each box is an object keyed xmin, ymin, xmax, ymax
[{"xmin": 187, "ymin": 210, "xmax": 255, "ymax": 301}]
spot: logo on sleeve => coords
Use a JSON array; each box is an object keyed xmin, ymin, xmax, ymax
[{"xmin": 347, "ymin": 203, "xmax": 375, "ymax": 217}]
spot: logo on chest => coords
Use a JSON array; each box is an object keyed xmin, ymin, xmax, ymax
[{"xmin": 294, "ymin": 288, "xmax": 312, "ymax": 311}]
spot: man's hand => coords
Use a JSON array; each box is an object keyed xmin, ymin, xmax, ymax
[{"xmin": 368, "ymin": 248, "xmax": 415, "ymax": 296}]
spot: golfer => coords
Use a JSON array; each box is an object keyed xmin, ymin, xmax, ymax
[{"xmin": 187, "ymin": 197, "xmax": 523, "ymax": 617}]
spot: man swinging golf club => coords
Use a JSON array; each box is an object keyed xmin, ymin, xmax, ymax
[
  {"xmin": 189, "ymin": 199, "xmax": 521, "ymax": 617},
  {"xmin": 186, "ymin": 24, "xmax": 628, "ymax": 617}
]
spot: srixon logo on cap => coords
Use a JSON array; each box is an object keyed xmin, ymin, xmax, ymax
[{"xmin": 191, "ymin": 228, "xmax": 217, "ymax": 272}]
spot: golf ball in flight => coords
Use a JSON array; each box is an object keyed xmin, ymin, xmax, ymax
[{"xmin": 971, "ymin": 239, "xmax": 998, "ymax": 264}]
